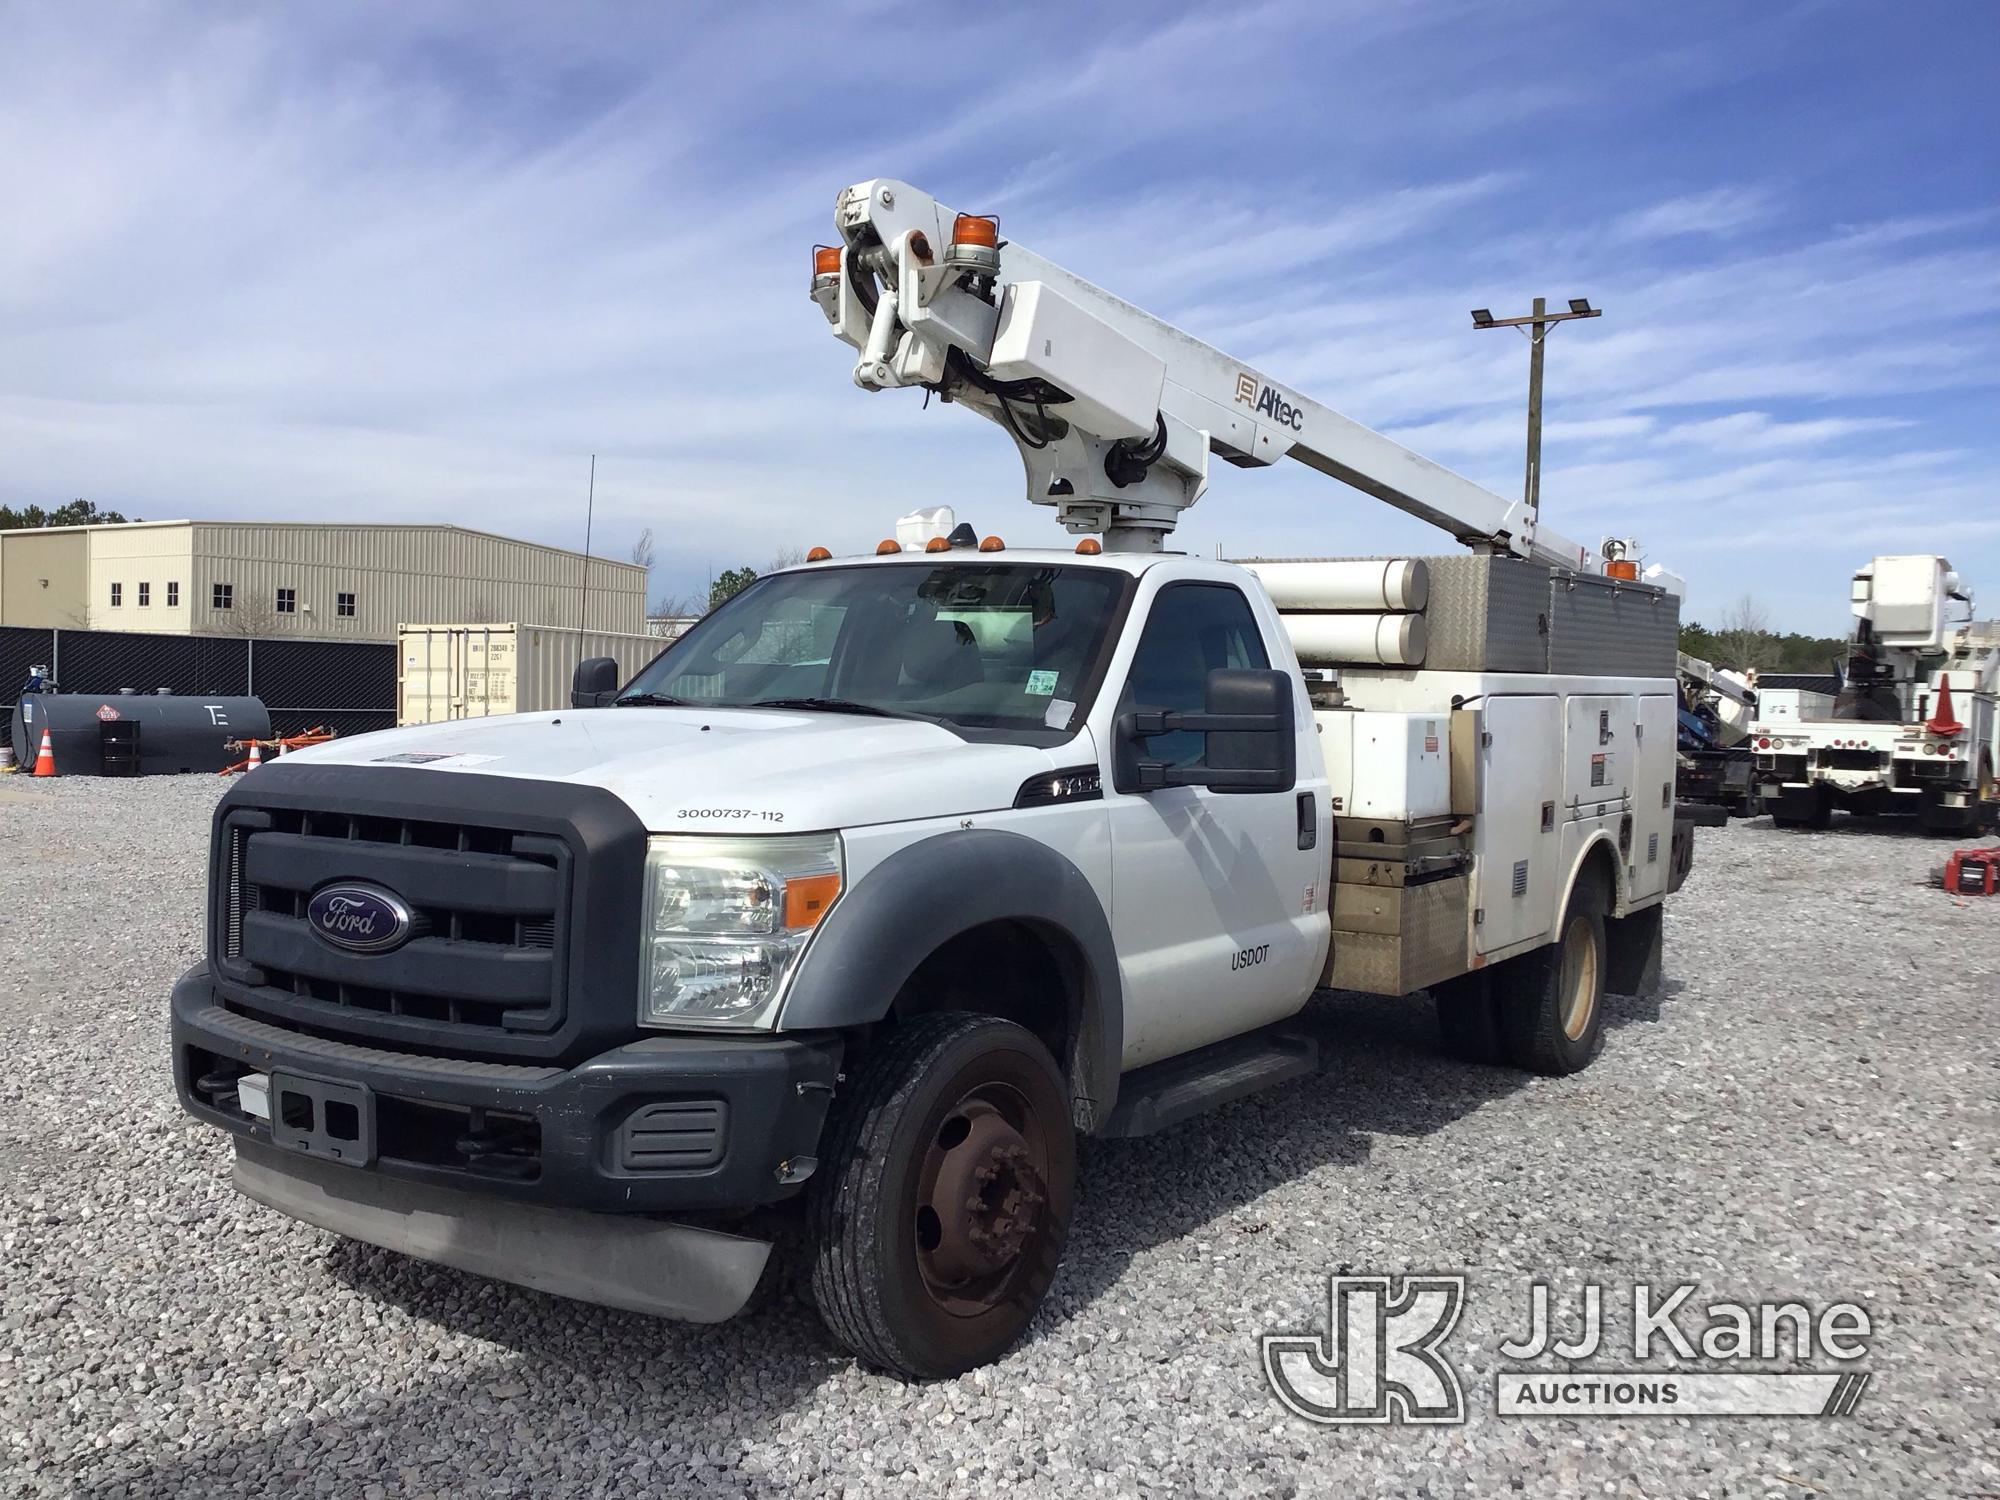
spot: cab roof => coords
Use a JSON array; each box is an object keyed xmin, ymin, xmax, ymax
[{"xmin": 776, "ymin": 545, "xmax": 1182, "ymax": 579}]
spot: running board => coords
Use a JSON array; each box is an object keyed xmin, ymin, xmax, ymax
[{"xmin": 1099, "ymin": 1027, "xmax": 1318, "ymax": 1139}]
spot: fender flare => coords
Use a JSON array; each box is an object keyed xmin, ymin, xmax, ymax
[
  {"xmin": 1559, "ymin": 828, "xmax": 1626, "ymax": 919},
  {"xmin": 778, "ymin": 828, "xmax": 1123, "ymax": 1129}
]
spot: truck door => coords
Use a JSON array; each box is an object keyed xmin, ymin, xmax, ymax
[{"xmin": 1101, "ymin": 581, "xmax": 1326, "ymax": 1069}]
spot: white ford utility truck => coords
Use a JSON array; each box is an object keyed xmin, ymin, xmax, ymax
[
  {"xmin": 171, "ymin": 180, "xmax": 1692, "ymax": 1378},
  {"xmin": 1753, "ymin": 554, "xmax": 1998, "ymax": 832}
]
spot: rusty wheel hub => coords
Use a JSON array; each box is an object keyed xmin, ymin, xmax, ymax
[{"xmin": 916, "ymin": 1095, "xmax": 1049, "ymax": 1305}]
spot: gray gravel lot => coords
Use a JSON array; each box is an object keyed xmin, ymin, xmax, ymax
[{"xmin": 2, "ymin": 773, "xmax": 1996, "ymax": 1498}]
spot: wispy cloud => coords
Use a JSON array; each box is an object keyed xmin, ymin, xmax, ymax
[{"xmin": 1611, "ymin": 187, "xmax": 1773, "ymax": 241}]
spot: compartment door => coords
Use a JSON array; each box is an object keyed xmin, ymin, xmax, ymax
[
  {"xmin": 1627, "ymin": 693, "xmax": 1677, "ymax": 900},
  {"xmin": 1476, "ymin": 695, "xmax": 1562, "ymax": 954}
]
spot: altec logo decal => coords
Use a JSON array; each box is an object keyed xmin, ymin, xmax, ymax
[{"xmin": 1234, "ymin": 372, "xmax": 1304, "ymax": 431}]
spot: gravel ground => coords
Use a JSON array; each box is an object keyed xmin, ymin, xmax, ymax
[{"xmin": 2, "ymin": 773, "xmax": 1996, "ymax": 1499}]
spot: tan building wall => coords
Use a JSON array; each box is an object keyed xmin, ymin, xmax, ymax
[
  {"xmin": 3, "ymin": 521, "xmax": 646, "ymax": 642},
  {"xmin": 182, "ymin": 524, "xmax": 645, "ymax": 639},
  {"xmin": 0, "ymin": 529, "xmax": 91, "ymax": 628},
  {"xmin": 86, "ymin": 522, "xmax": 196, "ymax": 631}
]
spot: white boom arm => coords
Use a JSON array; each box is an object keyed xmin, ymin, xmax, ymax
[{"xmin": 814, "ymin": 179, "xmax": 1595, "ymax": 569}]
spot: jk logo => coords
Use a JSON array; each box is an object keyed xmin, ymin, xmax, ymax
[{"xmin": 1262, "ymin": 1275, "xmax": 1467, "ymax": 1424}]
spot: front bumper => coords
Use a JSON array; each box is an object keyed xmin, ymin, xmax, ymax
[
  {"xmin": 172, "ymin": 965, "xmax": 843, "ymax": 1216},
  {"xmin": 231, "ymin": 1139, "xmax": 771, "ymax": 1322}
]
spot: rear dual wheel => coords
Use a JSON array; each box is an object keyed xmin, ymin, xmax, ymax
[
  {"xmin": 1433, "ymin": 874, "xmax": 1609, "ymax": 1076},
  {"xmin": 808, "ymin": 1013, "xmax": 1074, "ymax": 1379}
]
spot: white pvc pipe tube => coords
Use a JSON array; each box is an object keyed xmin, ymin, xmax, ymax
[
  {"xmin": 1242, "ymin": 559, "xmax": 1430, "ymax": 613},
  {"xmin": 1283, "ymin": 612, "xmax": 1429, "ymax": 667}
]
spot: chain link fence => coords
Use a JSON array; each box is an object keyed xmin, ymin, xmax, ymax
[{"xmin": 2, "ymin": 625, "xmax": 394, "ymax": 739}]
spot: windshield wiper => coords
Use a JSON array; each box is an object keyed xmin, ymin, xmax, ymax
[
  {"xmin": 614, "ymin": 691, "xmax": 693, "ymax": 707},
  {"xmin": 748, "ymin": 696, "xmax": 932, "ymax": 722}
]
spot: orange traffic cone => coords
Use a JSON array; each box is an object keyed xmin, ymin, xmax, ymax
[
  {"xmin": 32, "ymin": 728, "xmax": 57, "ymax": 777},
  {"xmin": 1926, "ymin": 674, "xmax": 1963, "ymax": 739},
  {"xmin": 246, "ymin": 741, "xmax": 263, "ymax": 771}
]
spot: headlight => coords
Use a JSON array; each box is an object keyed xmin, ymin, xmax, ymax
[{"xmin": 639, "ymin": 834, "xmax": 842, "ymax": 1029}]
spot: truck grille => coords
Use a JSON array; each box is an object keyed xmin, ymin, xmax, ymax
[{"xmin": 217, "ymin": 805, "xmax": 573, "ymax": 1043}]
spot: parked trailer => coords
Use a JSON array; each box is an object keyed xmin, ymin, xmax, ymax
[{"xmin": 397, "ymin": 623, "xmax": 664, "ymax": 726}]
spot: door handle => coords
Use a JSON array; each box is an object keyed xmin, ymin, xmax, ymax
[{"xmin": 1296, "ymin": 792, "xmax": 1316, "ymax": 850}]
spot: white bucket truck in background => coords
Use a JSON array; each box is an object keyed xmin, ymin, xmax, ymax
[
  {"xmin": 171, "ymin": 180, "xmax": 1693, "ymax": 1378},
  {"xmin": 1753, "ymin": 555, "xmax": 1997, "ymax": 831}
]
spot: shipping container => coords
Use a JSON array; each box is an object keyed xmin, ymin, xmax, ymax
[{"xmin": 396, "ymin": 622, "xmax": 666, "ymax": 725}]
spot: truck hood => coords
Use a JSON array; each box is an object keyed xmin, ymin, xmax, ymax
[{"xmin": 279, "ymin": 708, "xmax": 1083, "ymax": 832}]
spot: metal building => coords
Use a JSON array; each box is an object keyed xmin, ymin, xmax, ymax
[{"xmin": 0, "ymin": 521, "xmax": 646, "ymax": 640}]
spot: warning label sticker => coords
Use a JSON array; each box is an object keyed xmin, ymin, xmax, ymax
[{"xmin": 95, "ymin": 704, "xmax": 121, "ymax": 722}]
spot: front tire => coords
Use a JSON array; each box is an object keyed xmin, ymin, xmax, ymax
[
  {"xmin": 1495, "ymin": 874, "xmax": 1609, "ymax": 1076},
  {"xmin": 808, "ymin": 1013, "xmax": 1075, "ymax": 1379}
]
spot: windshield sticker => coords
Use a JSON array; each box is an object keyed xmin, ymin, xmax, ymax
[
  {"xmin": 1026, "ymin": 669, "xmax": 1059, "ymax": 696},
  {"xmin": 1044, "ymin": 697, "xmax": 1075, "ymax": 730}
]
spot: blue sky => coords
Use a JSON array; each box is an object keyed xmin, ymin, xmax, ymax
[{"xmin": 2, "ymin": 1, "xmax": 1994, "ymax": 632}]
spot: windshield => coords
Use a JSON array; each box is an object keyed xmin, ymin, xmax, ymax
[{"xmin": 620, "ymin": 561, "xmax": 1131, "ymax": 738}]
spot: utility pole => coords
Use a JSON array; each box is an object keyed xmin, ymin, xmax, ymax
[
  {"xmin": 1471, "ymin": 297, "xmax": 1600, "ymax": 546},
  {"xmin": 578, "ymin": 453, "xmax": 596, "ymax": 638}
]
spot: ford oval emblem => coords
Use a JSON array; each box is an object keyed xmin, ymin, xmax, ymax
[{"xmin": 306, "ymin": 883, "xmax": 415, "ymax": 955}]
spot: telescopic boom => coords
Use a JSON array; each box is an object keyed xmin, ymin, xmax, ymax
[{"xmin": 813, "ymin": 178, "xmax": 1608, "ymax": 573}]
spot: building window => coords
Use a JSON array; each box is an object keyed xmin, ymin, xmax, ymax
[
  {"xmin": 167, "ymin": 581, "xmax": 179, "ymax": 607},
  {"xmin": 276, "ymin": 587, "xmax": 297, "ymax": 615},
  {"xmin": 337, "ymin": 591, "xmax": 356, "ymax": 618},
  {"xmin": 214, "ymin": 583, "xmax": 234, "ymax": 610},
  {"xmin": 138, "ymin": 582, "xmax": 151, "ymax": 607},
  {"xmin": 110, "ymin": 582, "xmax": 123, "ymax": 607}
]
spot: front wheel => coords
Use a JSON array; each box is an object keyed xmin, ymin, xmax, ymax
[
  {"xmin": 1494, "ymin": 874, "xmax": 1609, "ymax": 1076},
  {"xmin": 808, "ymin": 1013, "xmax": 1075, "ymax": 1379}
]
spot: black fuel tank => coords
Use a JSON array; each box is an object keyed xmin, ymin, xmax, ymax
[{"xmin": 10, "ymin": 692, "xmax": 270, "ymax": 776}]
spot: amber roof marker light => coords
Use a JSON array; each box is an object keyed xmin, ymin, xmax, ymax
[
  {"xmin": 875, "ymin": 539, "xmax": 902, "ymax": 555},
  {"xmin": 950, "ymin": 213, "xmax": 998, "ymax": 248},
  {"xmin": 945, "ymin": 213, "xmax": 1001, "ymax": 278},
  {"xmin": 806, "ymin": 546, "xmax": 832, "ymax": 563}
]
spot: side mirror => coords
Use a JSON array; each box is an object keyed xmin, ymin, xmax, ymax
[
  {"xmin": 571, "ymin": 656, "xmax": 620, "ymax": 708},
  {"xmin": 1117, "ymin": 667, "xmax": 1297, "ymax": 794}
]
